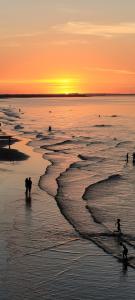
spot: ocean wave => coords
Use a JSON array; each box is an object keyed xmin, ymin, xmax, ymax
[
  {"xmin": 86, "ymin": 205, "xmax": 102, "ymax": 224},
  {"xmin": 46, "ymin": 138, "xmax": 85, "ymax": 147},
  {"xmin": 41, "ymin": 137, "xmax": 91, "ymax": 150},
  {"xmin": 93, "ymin": 124, "xmax": 112, "ymax": 127},
  {"xmin": 48, "ymin": 139, "xmax": 73, "ymax": 146},
  {"xmin": 78, "ymin": 154, "xmax": 105, "ymax": 162},
  {"xmin": 87, "ymin": 141, "xmax": 104, "ymax": 146},
  {"xmin": 0, "ymin": 116, "xmax": 15, "ymax": 123},
  {"xmin": 78, "ymin": 136, "xmax": 91, "ymax": 140},
  {"xmin": 70, "ymin": 162, "xmax": 91, "ymax": 169},
  {"xmin": 55, "ymin": 167, "xmax": 135, "ymax": 266},
  {"xmin": 14, "ymin": 124, "xmax": 24, "ymax": 130},
  {"xmin": 1, "ymin": 109, "xmax": 20, "ymax": 119},
  {"xmin": 23, "ymin": 130, "xmax": 39, "ymax": 135},
  {"xmin": 116, "ymin": 141, "xmax": 133, "ymax": 147},
  {"xmin": 36, "ymin": 133, "xmax": 135, "ymax": 267},
  {"xmin": 83, "ymin": 174, "xmax": 122, "ymax": 200},
  {"xmin": 85, "ymin": 205, "xmax": 112, "ymax": 228},
  {"xmin": 39, "ymin": 152, "xmax": 77, "ymax": 197}
]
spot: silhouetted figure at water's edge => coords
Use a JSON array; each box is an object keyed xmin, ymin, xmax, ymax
[
  {"xmin": 48, "ymin": 126, "xmax": 52, "ymax": 132},
  {"xmin": 120, "ymin": 242, "xmax": 128, "ymax": 261},
  {"xmin": 116, "ymin": 218, "xmax": 121, "ymax": 233},
  {"xmin": 133, "ymin": 152, "xmax": 135, "ymax": 164},
  {"xmin": 25, "ymin": 177, "xmax": 32, "ymax": 196},
  {"xmin": 28, "ymin": 177, "xmax": 32, "ymax": 195}
]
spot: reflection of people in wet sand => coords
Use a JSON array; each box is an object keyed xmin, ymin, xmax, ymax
[
  {"xmin": 25, "ymin": 177, "xmax": 29, "ymax": 195},
  {"xmin": 116, "ymin": 218, "xmax": 121, "ymax": 233},
  {"xmin": 120, "ymin": 242, "xmax": 128, "ymax": 260},
  {"xmin": 25, "ymin": 195, "xmax": 32, "ymax": 209}
]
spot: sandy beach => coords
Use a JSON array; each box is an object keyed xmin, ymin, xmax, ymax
[
  {"xmin": 1, "ymin": 97, "xmax": 135, "ymax": 299},
  {"xmin": 0, "ymin": 137, "xmax": 135, "ymax": 300}
]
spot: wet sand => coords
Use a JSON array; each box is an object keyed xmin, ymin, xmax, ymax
[{"xmin": 0, "ymin": 137, "xmax": 135, "ymax": 299}]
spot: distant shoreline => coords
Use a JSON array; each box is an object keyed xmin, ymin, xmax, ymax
[{"xmin": 0, "ymin": 93, "xmax": 135, "ymax": 99}]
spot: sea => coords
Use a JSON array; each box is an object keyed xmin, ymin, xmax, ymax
[{"xmin": 1, "ymin": 95, "xmax": 135, "ymax": 270}]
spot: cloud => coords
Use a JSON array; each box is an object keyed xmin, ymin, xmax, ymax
[
  {"xmin": 0, "ymin": 31, "xmax": 45, "ymax": 40},
  {"xmin": 0, "ymin": 78, "xmax": 79, "ymax": 84},
  {"xmin": 87, "ymin": 67, "xmax": 135, "ymax": 75},
  {"xmin": 54, "ymin": 22, "xmax": 135, "ymax": 37},
  {"xmin": 50, "ymin": 39, "xmax": 89, "ymax": 45}
]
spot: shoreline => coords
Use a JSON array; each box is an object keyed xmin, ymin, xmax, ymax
[
  {"xmin": 0, "ymin": 135, "xmax": 133, "ymax": 300},
  {"xmin": 1, "ymin": 98, "xmax": 135, "ymax": 298}
]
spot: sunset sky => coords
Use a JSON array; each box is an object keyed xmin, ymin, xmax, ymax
[{"xmin": 1, "ymin": 0, "xmax": 135, "ymax": 94}]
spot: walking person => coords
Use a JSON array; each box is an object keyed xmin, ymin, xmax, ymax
[
  {"xmin": 116, "ymin": 218, "xmax": 121, "ymax": 233},
  {"xmin": 133, "ymin": 152, "xmax": 135, "ymax": 164},
  {"xmin": 48, "ymin": 125, "xmax": 52, "ymax": 132},
  {"xmin": 120, "ymin": 242, "xmax": 128, "ymax": 261},
  {"xmin": 28, "ymin": 177, "xmax": 32, "ymax": 196}
]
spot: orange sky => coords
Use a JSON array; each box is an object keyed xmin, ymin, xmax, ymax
[{"xmin": 1, "ymin": 0, "xmax": 135, "ymax": 94}]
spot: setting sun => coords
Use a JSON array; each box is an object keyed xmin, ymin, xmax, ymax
[
  {"xmin": 0, "ymin": 0, "xmax": 135, "ymax": 94},
  {"xmin": 47, "ymin": 77, "xmax": 80, "ymax": 94},
  {"xmin": 0, "ymin": 77, "xmax": 81, "ymax": 94}
]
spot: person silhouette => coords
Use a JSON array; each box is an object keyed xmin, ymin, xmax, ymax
[
  {"xmin": 28, "ymin": 177, "xmax": 32, "ymax": 195},
  {"xmin": 133, "ymin": 152, "xmax": 135, "ymax": 164},
  {"xmin": 116, "ymin": 218, "xmax": 121, "ymax": 233},
  {"xmin": 25, "ymin": 178, "xmax": 29, "ymax": 195},
  {"xmin": 120, "ymin": 242, "xmax": 128, "ymax": 260},
  {"xmin": 126, "ymin": 153, "xmax": 129, "ymax": 163}
]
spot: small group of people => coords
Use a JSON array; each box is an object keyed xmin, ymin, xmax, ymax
[
  {"xmin": 126, "ymin": 152, "xmax": 135, "ymax": 163},
  {"xmin": 25, "ymin": 177, "xmax": 32, "ymax": 197},
  {"xmin": 115, "ymin": 218, "xmax": 128, "ymax": 261}
]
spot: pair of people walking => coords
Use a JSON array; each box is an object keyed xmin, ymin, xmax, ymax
[{"xmin": 25, "ymin": 177, "xmax": 32, "ymax": 196}]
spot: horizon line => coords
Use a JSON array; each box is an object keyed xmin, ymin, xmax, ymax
[{"xmin": 0, "ymin": 92, "xmax": 135, "ymax": 98}]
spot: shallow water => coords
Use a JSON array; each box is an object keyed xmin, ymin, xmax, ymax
[{"xmin": 1, "ymin": 96, "xmax": 135, "ymax": 273}]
